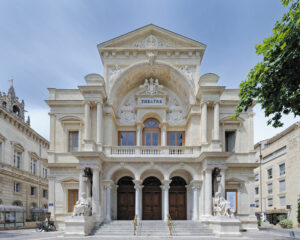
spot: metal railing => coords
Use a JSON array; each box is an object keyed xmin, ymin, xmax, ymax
[
  {"xmin": 133, "ymin": 214, "xmax": 138, "ymax": 236},
  {"xmin": 167, "ymin": 214, "xmax": 173, "ymax": 236}
]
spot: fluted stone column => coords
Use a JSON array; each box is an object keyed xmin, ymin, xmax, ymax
[
  {"xmin": 84, "ymin": 101, "xmax": 91, "ymax": 140},
  {"xmin": 136, "ymin": 124, "xmax": 142, "ymax": 146},
  {"xmin": 213, "ymin": 102, "xmax": 220, "ymax": 140},
  {"xmin": 201, "ymin": 102, "xmax": 207, "ymax": 144},
  {"xmin": 205, "ymin": 169, "xmax": 212, "ymax": 216},
  {"xmin": 79, "ymin": 169, "xmax": 87, "ymax": 198},
  {"xmin": 92, "ymin": 168, "xmax": 100, "ymax": 216},
  {"xmin": 161, "ymin": 124, "xmax": 167, "ymax": 146},
  {"xmin": 220, "ymin": 169, "xmax": 226, "ymax": 198},
  {"xmin": 96, "ymin": 101, "xmax": 103, "ymax": 145},
  {"xmin": 162, "ymin": 180, "xmax": 171, "ymax": 220},
  {"xmin": 104, "ymin": 182, "xmax": 113, "ymax": 222},
  {"xmin": 133, "ymin": 180, "xmax": 143, "ymax": 219},
  {"xmin": 191, "ymin": 181, "xmax": 201, "ymax": 220}
]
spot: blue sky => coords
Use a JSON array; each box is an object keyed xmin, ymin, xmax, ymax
[{"xmin": 0, "ymin": 0, "xmax": 298, "ymax": 141}]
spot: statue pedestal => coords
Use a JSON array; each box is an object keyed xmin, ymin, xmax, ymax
[
  {"xmin": 209, "ymin": 216, "xmax": 241, "ymax": 237},
  {"xmin": 64, "ymin": 216, "xmax": 98, "ymax": 236}
]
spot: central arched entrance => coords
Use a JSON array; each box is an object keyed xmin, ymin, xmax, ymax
[
  {"xmin": 142, "ymin": 176, "xmax": 162, "ymax": 220},
  {"xmin": 169, "ymin": 176, "xmax": 187, "ymax": 220},
  {"xmin": 117, "ymin": 176, "xmax": 135, "ymax": 220}
]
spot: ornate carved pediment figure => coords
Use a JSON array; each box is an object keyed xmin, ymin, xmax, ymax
[
  {"xmin": 132, "ymin": 34, "xmax": 172, "ymax": 49},
  {"xmin": 138, "ymin": 78, "xmax": 165, "ymax": 95}
]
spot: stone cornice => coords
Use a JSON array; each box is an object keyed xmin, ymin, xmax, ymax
[
  {"xmin": 0, "ymin": 162, "xmax": 48, "ymax": 186},
  {"xmin": 0, "ymin": 107, "xmax": 49, "ymax": 147}
]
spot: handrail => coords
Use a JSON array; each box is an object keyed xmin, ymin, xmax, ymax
[
  {"xmin": 167, "ymin": 214, "xmax": 172, "ymax": 236},
  {"xmin": 133, "ymin": 214, "xmax": 138, "ymax": 236}
]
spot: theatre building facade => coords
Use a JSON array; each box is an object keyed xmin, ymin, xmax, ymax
[{"xmin": 46, "ymin": 25, "xmax": 257, "ymax": 231}]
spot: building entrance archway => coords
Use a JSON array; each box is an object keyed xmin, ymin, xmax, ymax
[
  {"xmin": 169, "ymin": 176, "xmax": 187, "ymax": 220},
  {"xmin": 117, "ymin": 176, "xmax": 135, "ymax": 220},
  {"xmin": 142, "ymin": 176, "xmax": 162, "ymax": 220}
]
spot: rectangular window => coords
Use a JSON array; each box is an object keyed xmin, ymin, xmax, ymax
[
  {"xmin": 31, "ymin": 186, "xmax": 36, "ymax": 196},
  {"xmin": 226, "ymin": 190, "xmax": 237, "ymax": 213},
  {"xmin": 167, "ymin": 132, "xmax": 185, "ymax": 146},
  {"xmin": 268, "ymin": 198, "xmax": 273, "ymax": 207},
  {"xmin": 14, "ymin": 182, "xmax": 21, "ymax": 193},
  {"xmin": 267, "ymin": 183, "xmax": 273, "ymax": 194},
  {"xmin": 255, "ymin": 174, "xmax": 259, "ymax": 181},
  {"xmin": 279, "ymin": 180, "xmax": 286, "ymax": 192},
  {"xmin": 280, "ymin": 196, "xmax": 286, "ymax": 206},
  {"xmin": 118, "ymin": 132, "xmax": 136, "ymax": 146},
  {"xmin": 31, "ymin": 159, "xmax": 37, "ymax": 175},
  {"xmin": 43, "ymin": 189, "xmax": 48, "ymax": 199},
  {"xmin": 279, "ymin": 163, "xmax": 285, "ymax": 176},
  {"xmin": 255, "ymin": 187, "xmax": 259, "ymax": 195},
  {"xmin": 255, "ymin": 200, "xmax": 259, "ymax": 208},
  {"xmin": 69, "ymin": 131, "xmax": 79, "ymax": 152},
  {"xmin": 267, "ymin": 168, "xmax": 273, "ymax": 179},
  {"xmin": 14, "ymin": 151, "xmax": 22, "ymax": 169},
  {"xmin": 225, "ymin": 131, "xmax": 235, "ymax": 152},
  {"xmin": 43, "ymin": 168, "xmax": 48, "ymax": 179}
]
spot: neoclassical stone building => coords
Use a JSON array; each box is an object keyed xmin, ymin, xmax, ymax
[
  {"xmin": 46, "ymin": 25, "xmax": 257, "ymax": 231},
  {"xmin": 0, "ymin": 84, "xmax": 49, "ymax": 220}
]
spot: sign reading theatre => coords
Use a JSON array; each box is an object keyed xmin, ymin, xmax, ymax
[{"xmin": 140, "ymin": 98, "xmax": 163, "ymax": 105}]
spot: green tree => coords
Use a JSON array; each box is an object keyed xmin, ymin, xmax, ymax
[{"xmin": 235, "ymin": 0, "xmax": 300, "ymax": 127}]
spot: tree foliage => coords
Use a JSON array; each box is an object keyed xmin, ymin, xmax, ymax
[{"xmin": 235, "ymin": 0, "xmax": 300, "ymax": 127}]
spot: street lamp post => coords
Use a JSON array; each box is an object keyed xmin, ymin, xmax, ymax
[{"xmin": 259, "ymin": 143, "xmax": 263, "ymax": 220}]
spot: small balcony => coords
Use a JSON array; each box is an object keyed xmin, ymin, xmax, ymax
[{"xmin": 103, "ymin": 146, "xmax": 201, "ymax": 158}]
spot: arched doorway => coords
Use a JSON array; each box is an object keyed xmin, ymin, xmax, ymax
[
  {"xmin": 117, "ymin": 176, "xmax": 135, "ymax": 220},
  {"xmin": 143, "ymin": 118, "xmax": 161, "ymax": 146},
  {"xmin": 142, "ymin": 176, "xmax": 162, "ymax": 220},
  {"xmin": 169, "ymin": 176, "xmax": 187, "ymax": 220}
]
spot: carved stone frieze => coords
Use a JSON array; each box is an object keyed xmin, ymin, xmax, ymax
[
  {"xmin": 133, "ymin": 34, "xmax": 172, "ymax": 49},
  {"xmin": 175, "ymin": 65, "xmax": 195, "ymax": 87},
  {"xmin": 108, "ymin": 65, "xmax": 125, "ymax": 82}
]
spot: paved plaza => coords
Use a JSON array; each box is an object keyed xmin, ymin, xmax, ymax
[{"xmin": 0, "ymin": 229, "xmax": 299, "ymax": 240}]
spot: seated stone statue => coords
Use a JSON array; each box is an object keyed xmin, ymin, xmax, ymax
[
  {"xmin": 73, "ymin": 192, "xmax": 92, "ymax": 216},
  {"xmin": 213, "ymin": 191, "xmax": 235, "ymax": 217}
]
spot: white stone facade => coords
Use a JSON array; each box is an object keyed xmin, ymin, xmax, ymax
[{"xmin": 46, "ymin": 25, "xmax": 257, "ymax": 231}]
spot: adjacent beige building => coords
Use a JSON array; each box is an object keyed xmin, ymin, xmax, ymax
[
  {"xmin": 0, "ymin": 84, "xmax": 49, "ymax": 220},
  {"xmin": 254, "ymin": 121, "xmax": 300, "ymax": 227}
]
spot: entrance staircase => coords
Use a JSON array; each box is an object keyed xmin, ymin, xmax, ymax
[{"xmin": 93, "ymin": 220, "xmax": 214, "ymax": 237}]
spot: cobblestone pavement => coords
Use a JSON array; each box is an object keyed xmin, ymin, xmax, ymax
[{"xmin": 0, "ymin": 229, "xmax": 299, "ymax": 240}]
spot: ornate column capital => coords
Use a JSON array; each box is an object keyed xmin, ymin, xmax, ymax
[
  {"xmin": 103, "ymin": 180, "xmax": 114, "ymax": 189},
  {"xmin": 191, "ymin": 180, "xmax": 202, "ymax": 189},
  {"xmin": 161, "ymin": 180, "xmax": 171, "ymax": 190},
  {"xmin": 133, "ymin": 180, "xmax": 143, "ymax": 189}
]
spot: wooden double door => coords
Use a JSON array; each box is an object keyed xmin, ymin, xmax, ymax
[
  {"xmin": 142, "ymin": 177, "xmax": 162, "ymax": 220},
  {"xmin": 117, "ymin": 177, "xmax": 135, "ymax": 220},
  {"xmin": 169, "ymin": 177, "xmax": 187, "ymax": 220}
]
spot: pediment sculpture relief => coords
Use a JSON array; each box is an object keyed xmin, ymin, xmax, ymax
[
  {"xmin": 108, "ymin": 65, "xmax": 124, "ymax": 82},
  {"xmin": 176, "ymin": 65, "xmax": 196, "ymax": 88},
  {"xmin": 133, "ymin": 34, "xmax": 172, "ymax": 48}
]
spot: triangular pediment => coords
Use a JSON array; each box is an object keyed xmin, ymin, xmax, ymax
[{"xmin": 97, "ymin": 24, "xmax": 206, "ymax": 50}]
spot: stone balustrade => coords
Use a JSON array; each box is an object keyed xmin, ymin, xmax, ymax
[{"xmin": 105, "ymin": 146, "xmax": 200, "ymax": 157}]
